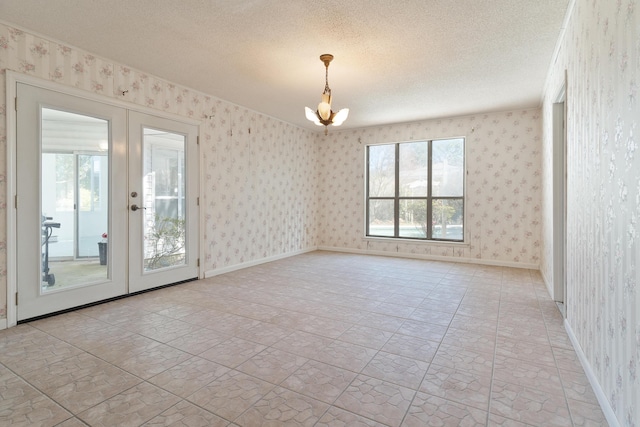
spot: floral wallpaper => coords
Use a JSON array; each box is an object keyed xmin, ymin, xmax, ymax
[
  {"xmin": 541, "ymin": 0, "xmax": 639, "ymax": 425},
  {"xmin": 316, "ymin": 110, "xmax": 542, "ymax": 267},
  {"xmin": 0, "ymin": 22, "xmax": 318, "ymax": 319}
]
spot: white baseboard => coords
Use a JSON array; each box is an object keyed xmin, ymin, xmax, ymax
[
  {"xmin": 0, "ymin": 318, "xmax": 6, "ymax": 330},
  {"xmin": 203, "ymin": 247, "xmax": 317, "ymax": 278},
  {"xmin": 540, "ymin": 267, "xmax": 554, "ymax": 299},
  {"xmin": 317, "ymin": 246, "xmax": 539, "ymax": 270},
  {"xmin": 564, "ymin": 320, "xmax": 620, "ymax": 427}
]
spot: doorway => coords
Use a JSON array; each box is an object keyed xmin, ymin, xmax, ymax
[
  {"xmin": 552, "ymin": 82, "xmax": 567, "ymax": 312},
  {"xmin": 13, "ymin": 81, "xmax": 199, "ymax": 321}
]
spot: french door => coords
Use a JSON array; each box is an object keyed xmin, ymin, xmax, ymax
[{"xmin": 15, "ymin": 83, "xmax": 199, "ymax": 321}]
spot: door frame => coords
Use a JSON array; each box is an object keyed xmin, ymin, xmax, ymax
[
  {"xmin": 5, "ymin": 71, "xmax": 204, "ymax": 328},
  {"xmin": 552, "ymin": 74, "xmax": 568, "ymax": 310}
]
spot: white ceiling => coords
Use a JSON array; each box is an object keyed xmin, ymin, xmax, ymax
[{"xmin": 0, "ymin": 0, "xmax": 570, "ymax": 131}]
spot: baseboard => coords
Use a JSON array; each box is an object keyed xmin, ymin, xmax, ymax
[
  {"xmin": 540, "ymin": 267, "xmax": 554, "ymax": 299},
  {"xmin": 203, "ymin": 247, "xmax": 317, "ymax": 278},
  {"xmin": 317, "ymin": 246, "xmax": 539, "ymax": 270},
  {"xmin": 564, "ymin": 319, "xmax": 620, "ymax": 427},
  {"xmin": 0, "ymin": 318, "xmax": 6, "ymax": 330}
]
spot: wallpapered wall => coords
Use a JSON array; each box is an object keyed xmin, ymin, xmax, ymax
[
  {"xmin": 541, "ymin": 0, "xmax": 639, "ymax": 425},
  {"xmin": 0, "ymin": 22, "xmax": 318, "ymax": 319},
  {"xmin": 317, "ymin": 110, "xmax": 542, "ymax": 266}
]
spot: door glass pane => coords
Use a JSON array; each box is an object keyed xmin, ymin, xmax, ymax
[
  {"xmin": 41, "ymin": 108, "xmax": 109, "ymax": 292},
  {"xmin": 143, "ymin": 128, "xmax": 187, "ymax": 271},
  {"xmin": 368, "ymin": 144, "xmax": 395, "ymax": 197},
  {"xmin": 432, "ymin": 138, "xmax": 464, "ymax": 197}
]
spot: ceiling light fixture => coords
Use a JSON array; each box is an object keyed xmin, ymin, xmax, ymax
[{"xmin": 305, "ymin": 54, "xmax": 349, "ymax": 134}]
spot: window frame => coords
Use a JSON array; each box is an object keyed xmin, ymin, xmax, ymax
[{"xmin": 365, "ymin": 137, "xmax": 466, "ymax": 242}]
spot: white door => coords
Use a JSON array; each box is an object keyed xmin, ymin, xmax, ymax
[
  {"xmin": 16, "ymin": 83, "xmax": 128, "ymax": 320},
  {"xmin": 127, "ymin": 111, "xmax": 199, "ymax": 293},
  {"xmin": 15, "ymin": 83, "xmax": 199, "ymax": 321}
]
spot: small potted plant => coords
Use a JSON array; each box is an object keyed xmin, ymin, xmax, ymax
[{"xmin": 98, "ymin": 232, "xmax": 108, "ymax": 265}]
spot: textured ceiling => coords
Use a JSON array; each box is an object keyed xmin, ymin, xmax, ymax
[{"xmin": 0, "ymin": 0, "xmax": 570, "ymax": 131}]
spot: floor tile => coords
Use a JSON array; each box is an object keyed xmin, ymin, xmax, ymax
[
  {"xmin": 187, "ymin": 370, "xmax": 275, "ymax": 421},
  {"xmin": 88, "ymin": 334, "xmax": 162, "ymax": 364},
  {"xmin": 490, "ymin": 380, "xmax": 571, "ymax": 427},
  {"xmin": 361, "ymin": 351, "xmax": 429, "ymax": 389},
  {"xmin": 237, "ymin": 348, "xmax": 308, "ymax": 384},
  {"xmin": 271, "ymin": 330, "xmax": 333, "ymax": 359},
  {"xmin": 442, "ymin": 327, "xmax": 496, "ymax": 354},
  {"xmin": 148, "ymin": 356, "xmax": 230, "ymax": 398},
  {"xmin": 142, "ymin": 400, "xmax": 229, "ymax": 426},
  {"xmin": 234, "ymin": 386, "xmax": 329, "ymax": 426},
  {"xmin": 234, "ymin": 321, "xmax": 292, "ymax": 346},
  {"xmin": 558, "ymin": 368, "xmax": 599, "ymax": 404},
  {"xmin": 199, "ymin": 337, "xmax": 267, "ymax": 368},
  {"xmin": 115, "ymin": 345, "xmax": 192, "ymax": 379},
  {"xmin": 380, "ymin": 333, "xmax": 439, "ymax": 363},
  {"xmin": 432, "ymin": 344, "xmax": 494, "ymax": 377},
  {"xmin": 419, "ymin": 363, "xmax": 492, "ymax": 411},
  {"xmin": 165, "ymin": 328, "xmax": 229, "ymax": 355},
  {"xmin": 402, "ymin": 392, "xmax": 488, "ymax": 426},
  {"xmin": 495, "ymin": 336, "xmax": 556, "ymax": 367},
  {"xmin": 566, "ymin": 397, "xmax": 608, "ymax": 426},
  {"xmin": 493, "ymin": 355, "xmax": 563, "ymax": 396},
  {"xmin": 337, "ymin": 325, "xmax": 393, "ymax": 350},
  {"xmin": 334, "ymin": 374, "xmax": 415, "ymax": 427},
  {"xmin": 77, "ymin": 382, "xmax": 180, "ymax": 427},
  {"xmin": 315, "ymin": 340, "xmax": 377, "ymax": 372},
  {"xmin": 22, "ymin": 353, "xmax": 141, "ymax": 414},
  {"xmin": 281, "ymin": 360, "xmax": 357, "ymax": 404},
  {"xmin": 396, "ymin": 319, "xmax": 448, "ymax": 342},
  {"xmin": 316, "ymin": 406, "xmax": 388, "ymax": 426}
]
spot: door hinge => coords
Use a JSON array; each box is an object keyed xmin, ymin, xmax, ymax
[
  {"xmin": 15, "ymin": 292, "xmax": 18, "ymax": 306},
  {"xmin": 197, "ymin": 136, "xmax": 200, "ymax": 145},
  {"xmin": 197, "ymin": 197, "xmax": 200, "ymax": 206},
  {"xmin": 197, "ymin": 258, "xmax": 200, "ymax": 267},
  {"xmin": 14, "ymin": 97, "xmax": 17, "ymax": 111},
  {"xmin": 15, "ymin": 195, "xmax": 17, "ymax": 209}
]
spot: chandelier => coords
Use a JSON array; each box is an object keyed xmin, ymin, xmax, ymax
[{"xmin": 305, "ymin": 54, "xmax": 349, "ymax": 134}]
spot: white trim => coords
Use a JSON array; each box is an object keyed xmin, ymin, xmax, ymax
[
  {"xmin": 318, "ymin": 246, "xmax": 539, "ymax": 270},
  {"xmin": 363, "ymin": 236, "xmax": 470, "ymax": 248},
  {"xmin": 6, "ymin": 72, "xmax": 18, "ymax": 329},
  {"xmin": 203, "ymin": 248, "xmax": 317, "ymax": 278},
  {"xmin": 564, "ymin": 320, "xmax": 620, "ymax": 427},
  {"xmin": 541, "ymin": 0, "xmax": 576, "ymax": 102},
  {"xmin": 540, "ymin": 266, "xmax": 554, "ymax": 300},
  {"xmin": 0, "ymin": 319, "xmax": 7, "ymax": 330}
]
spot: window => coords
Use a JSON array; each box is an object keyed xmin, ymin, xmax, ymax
[{"xmin": 366, "ymin": 138, "xmax": 465, "ymax": 241}]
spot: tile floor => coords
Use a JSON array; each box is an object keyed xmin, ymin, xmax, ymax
[{"xmin": 0, "ymin": 251, "xmax": 608, "ymax": 426}]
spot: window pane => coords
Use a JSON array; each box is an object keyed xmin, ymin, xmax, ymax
[
  {"xmin": 368, "ymin": 199, "xmax": 395, "ymax": 236},
  {"xmin": 399, "ymin": 199, "xmax": 427, "ymax": 238},
  {"xmin": 368, "ymin": 144, "xmax": 395, "ymax": 197},
  {"xmin": 399, "ymin": 141, "xmax": 428, "ymax": 197},
  {"xmin": 432, "ymin": 138, "xmax": 464, "ymax": 196},
  {"xmin": 432, "ymin": 199, "xmax": 463, "ymax": 240}
]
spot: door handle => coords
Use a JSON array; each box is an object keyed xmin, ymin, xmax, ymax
[{"xmin": 130, "ymin": 204, "xmax": 146, "ymax": 211}]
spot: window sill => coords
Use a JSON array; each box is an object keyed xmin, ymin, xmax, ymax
[{"xmin": 363, "ymin": 236, "xmax": 470, "ymax": 248}]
